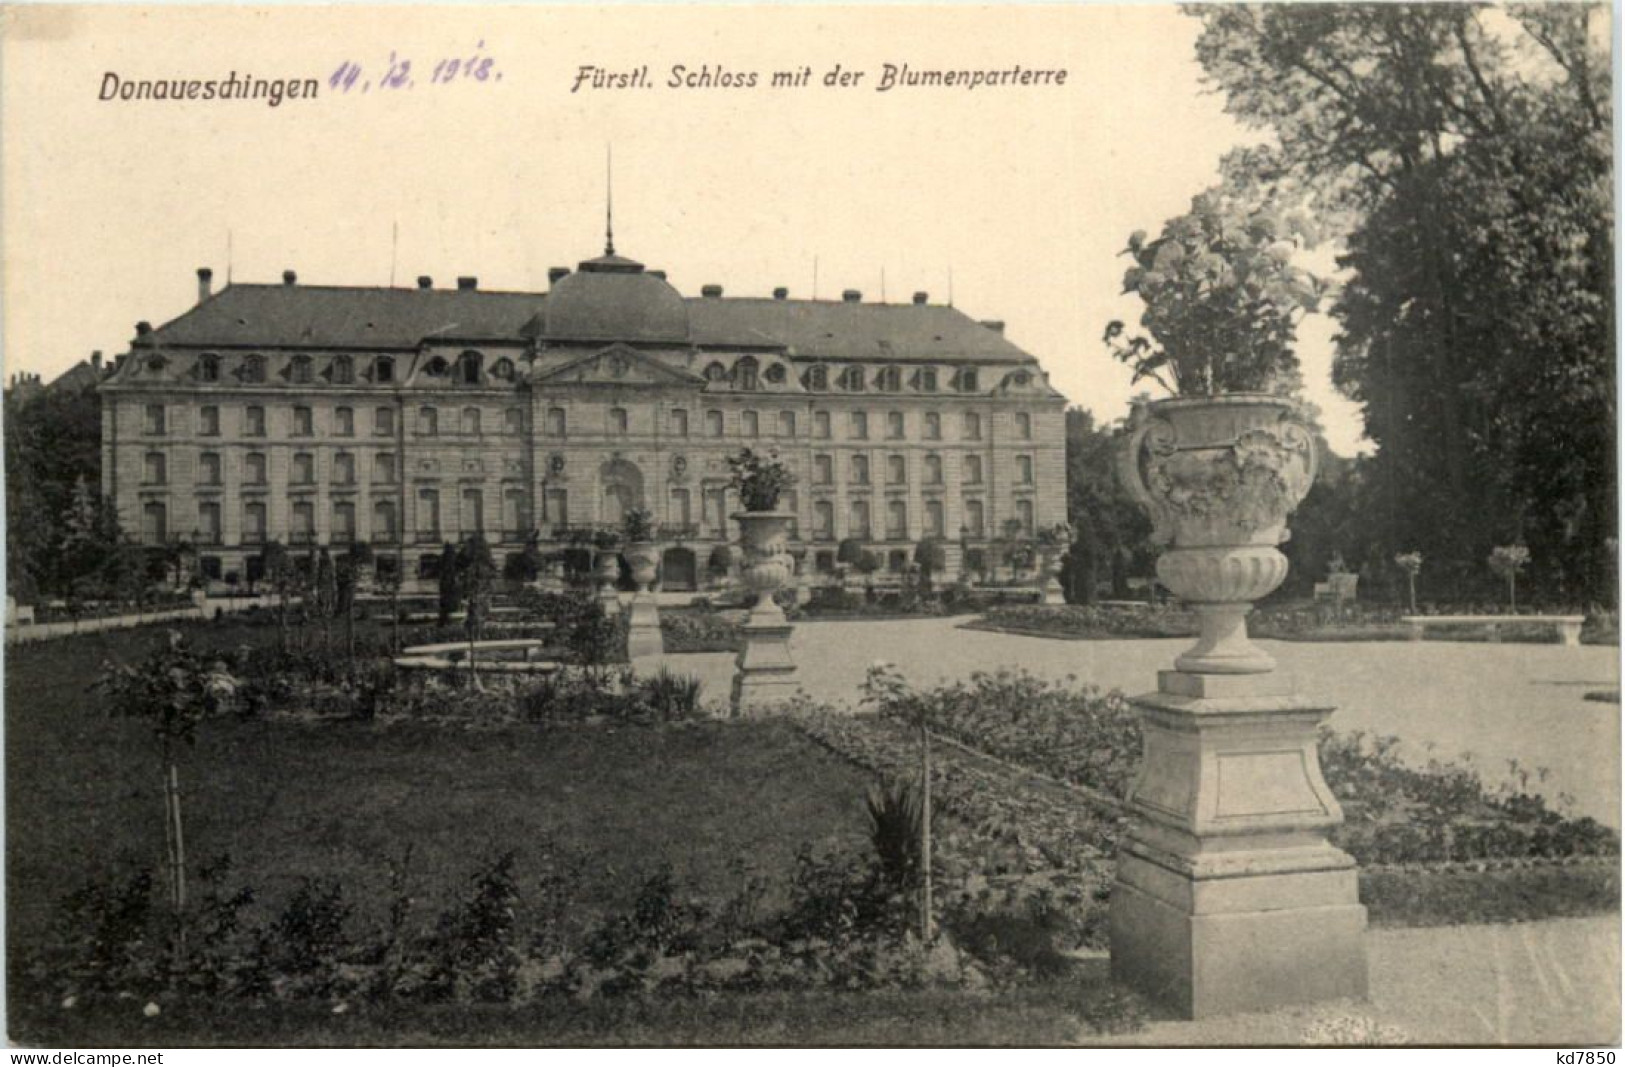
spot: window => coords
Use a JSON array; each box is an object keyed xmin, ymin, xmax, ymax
[
  {"xmin": 504, "ymin": 408, "xmax": 523, "ymax": 434},
  {"xmin": 372, "ymin": 499, "xmax": 397, "ymax": 543},
  {"xmin": 290, "ymin": 501, "xmax": 315, "ymax": 544},
  {"xmin": 736, "ymin": 356, "xmax": 760, "ymax": 391},
  {"xmin": 144, "ymin": 404, "xmax": 165, "ymax": 435},
  {"xmin": 143, "ymin": 452, "xmax": 166, "ymax": 485},
  {"xmin": 419, "ymin": 407, "xmax": 438, "ymax": 436},
  {"xmin": 670, "ymin": 409, "xmax": 689, "ymax": 437},
  {"xmin": 887, "ymin": 454, "xmax": 906, "ymax": 485},
  {"xmin": 375, "ymin": 407, "xmax": 394, "ymax": 436},
  {"xmin": 199, "ymin": 452, "xmax": 222, "ymax": 485},
  {"xmin": 242, "ymin": 355, "xmax": 266, "ymax": 383},
  {"xmin": 199, "ymin": 406, "xmax": 220, "ymax": 436},
  {"xmin": 292, "ymin": 453, "xmax": 315, "ymax": 485},
  {"xmin": 814, "ymin": 411, "xmax": 831, "ymax": 439},
  {"xmin": 332, "ymin": 502, "xmax": 356, "ymax": 543},
  {"xmin": 374, "ymin": 452, "xmax": 396, "ymax": 484},
  {"xmin": 1017, "ymin": 455, "xmax": 1034, "ymax": 484},
  {"xmin": 964, "ymin": 455, "xmax": 983, "ymax": 484},
  {"xmin": 375, "ymin": 356, "xmax": 395, "ymax": 383},
  {"xmin": 805, "ymin": 365, "xmax": 829, "ymax": 391},
  {"xmin": 332, "ymin": 355, "xmax": 354, "ymax": 384},
  {"xmin": 1017, "ymin": 412, "xmax": 1033, "ymax": 440},
  {"xmin": 292, "ymin": 406, "xmax": 313, "ymax": 436},
  {"xmin": 963, "ymin": 412, "xmax": 982, "ymax": 440},
  {"xmin": 289, "ymin": 355, "xmax": 313, "ymax": 384},
  {"xmin": 919, "ymin": 368, "xmax": 939, "ymax": 392},
  {"xmin": 491, "ymin": 358, "xmax": 515, "ymax": 380},
  {"xmin": 878, "ymin": 366, "xmax": 902, "ymax": 392},
  {"xmin": 544, "ymin": 488, "xmax": 569, "ymax": 531},
  {"xmin": 418, "ymin": 488, "xmax": 441, "ymax": 540},
  {"xmin": 766, "ymin": 363, "xmax": 787, "ymax": 385},
  {"xmin": 243, "ymin": 502, "xmax": 267, "ymax": 543},
  {"xmin": 704, "ymin": 362, "xmax": 729, "ymax": 383},
  {"xmin": 245, "ymin": 406, "xmax": 265, "ymax": 437},
  {"xmin": 546, "ymin": 407, "xmax": 566, "ymax": 436},
  {"xmin": 851, "ymin": 454, "xmax": 870, "ymax": 485},
  {"xmin": 461, "ymin": 407, "xmax": 481, "ymax": 435},
  {"xmin": 461, "ymin": 488, "xmax": 484, "ymax": 535},
  {"xmin": 782, "ymin": 490, "xmax": 799, "ymax": 538},
  {"xmin": 669, "ymin": 487, "xmax": 692, "ymax": 528},
  {"xmin": 245, "ymin": 452, "xmax": 267, "ymax": 485},
  {"xmin": 887, "ymin": 411, "xmax": 905, "ymax": 439},
  {"xmin": 198, "ymin": 502, "xmax": 222, "ymax": 545},
  {"xmin": 924, "ymin": 412, "xmax": 941, "ymax": 440},
  {"xmin": 197, "ymin": 354, "xmax": 220, "ymax": 382},
  {"xmin": 886, "ymin": 499, "xmax": 908, "ymax": 540},
  {"xmin": 503, "ymin": 489, "xmax": 527, "ymax": 538},
  {"xmin": 424, "ymin": 357, "xmax": 449, "ymax": 378},
  {"xmin": 1016, "ymin": 498, "xmax": 1035, "ymax": 536},
  {"xmin": 141, "ymin": 502, "xmax": 167, "ymax": 544},
  {"xmin": 958, "ymin": 369, "xmax": 980, "ymax": 393},
  {"xmin": 850, "ymin": 411, "xmax": 869, "ymax": 439},
  {"xmin": 742, "ymin": 411, "xmax": 759, "ymax": 438},
  {"xmin": 704, "ymin": 487, "xmax": 728, "ymax": 537},
  {"xmin": 329, "ymin": 407, "xmax": 352, "ymax": 437},
  {"xmin": 334, "ymin": 452, "xmax": 356, "ymax": 485},
  {"xmin": 706, "ymin": 410, "xmax": 724, "ymax": 437},
  {"xmin": 850, "ymin": 500, "xmax": 871, "ymax": 540},
  {"xmin": 813, "ymin": 500, "xmax": 835, "ymax": 541},
  {"xmin": 926, "ymin": 499, "xmax": 945, "ymax": 537},
  {"xmin": 778, "ymin": 411, "xmax": 796, "ymax": 437},
  {"xmin": 814, "ymin": 455, "xmax": 834, "ymax": 485},
  {"xmin": 964, "ymin": 498, "xmax": 985, "ymax": 537},
  {"xmin": 458, "ymin": 350, "xmax": 482, "ymax": 385},
  {"xmin": 924, "ymin": 453, "xmax": 943, "ymax": 484},
  {"xmin": 609, "ymin": 407, "xmax": 629, "ymax": 435},
  {"xmin": 841, "ymin": 366, "xmax": 866, "ymax": 392}
]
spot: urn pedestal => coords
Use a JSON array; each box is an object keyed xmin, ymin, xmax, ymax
[
  {"xmin": 625, "ymin": 541, "xmax": 664, "ymax": 660},
  {"xmin": 1037, "ymin": 545, "xmax": 1066, "ymax": 605},
  {"xmin": 1110, "ymin": 394, "xmax": 1366, "ymax": 1019},
  {"xmin": 730, "ymin": 511, "xmax": 798, "ymax": 715},
  {"xmin": 594, "ymin": 549, "xmax": 622, "ymax": 617}
]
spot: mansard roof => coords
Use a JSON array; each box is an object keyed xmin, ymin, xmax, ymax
[{"xmin": 133, "ymin": 263, "xmax": 1039, "ymax": 366}]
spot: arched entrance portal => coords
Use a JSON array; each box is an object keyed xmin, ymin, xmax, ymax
[
  {"xmin": 599, "ymin": 458, "xmax": 645, "ymax": 527},
  {"xmin": 661, "ymin": 546, "xmax": 698, "ymax": 592}
]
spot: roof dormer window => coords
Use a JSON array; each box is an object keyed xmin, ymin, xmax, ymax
[
  {"xmin": 704, "ymin": 361, "xmax": 729, "ymax": 382},
  {"xmin": 765, "ymin": 363, "xmax": 787, "ymax": 385},
  {"xmin": 197, "ymin": 353, "xmax": 220, "ymax": 383},
  {"xmin": 457, "ymin": 350, "xmax": 483, "ymax": 385},
  {"xmin": 424, "ymin": 356, "xmax": 449, "ymax": 377},
  {"xmin": 736, "ymin": 356, "xmax": 760, "ymax": 391},
  {"xmin": 803, "ymin": 365, "xmax": 829, "ymax": 391},
  {"xmin": 877, "ymin": 365, "xmax": 902, "ymax": 392}
]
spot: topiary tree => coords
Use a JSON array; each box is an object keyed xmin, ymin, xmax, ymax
[
  {"xmin": 261, "ymin": 540, "xmax": 294, "ymax": 652},
  {"xmin": 1394, "ymin": 552, "xmax": 1423, "ymax": 614},
  {"xmin": 457, "ymin": 535, "xmax": 497, "ymax": 689},
  {"xmin": 96, "ymin": 632, "xmax": 238, "ymax": 961},
  {"xmin": 836, "ymin": 538, "xmax": 866, "ymax": 569},
  {"xmin": 914, "ymin": 537, "xmax": 948, "ymax": 594},
  {"xmin": 1488, "ymin": 545, "xmax": 1530, "ymax": 613},
  {"xmin": 436, "ymin": 543, "xmax": 461, "ymax": 627},
  {"xmin": 374, "ymin": 558, "xmax": 403, "ymax": 654},
  {"xmin": 315, "ymin": 548, "xmax": 338, "ymax": 652}
]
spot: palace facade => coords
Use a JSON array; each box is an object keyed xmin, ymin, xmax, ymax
[{"xmin": 100, "ymin": 245, "xmax": 1067, "ymax": 590}]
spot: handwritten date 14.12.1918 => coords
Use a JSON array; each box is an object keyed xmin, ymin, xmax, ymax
[{"xmin": 329, "ymin": 42, "xmax": 501, "ymax": 93}]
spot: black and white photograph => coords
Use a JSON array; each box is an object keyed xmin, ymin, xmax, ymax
[{"xmin": 0, "ymin": 1, "xmax": 1617, "ymax": 1050}]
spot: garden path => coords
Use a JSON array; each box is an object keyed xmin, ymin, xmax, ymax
[{"xmin": 658, "ymin": 616, "xmax": 1621, "ymax": 826}]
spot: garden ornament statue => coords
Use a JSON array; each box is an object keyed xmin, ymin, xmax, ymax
[{"xmin": 726, "ymin": 448, "xmax": 799, "ymax": 714}]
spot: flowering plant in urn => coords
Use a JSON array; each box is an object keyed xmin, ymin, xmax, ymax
[
  {"xmin": 1109, "ymin": 187, "xmax": 1324, "ymax": 674},
  {"xmin": 727, "ymin": 448, "xmax": 797, "ymax": 621},
  {"xmin": 621, "ymin": 507, "xmax": 660, "ymax": 591}
]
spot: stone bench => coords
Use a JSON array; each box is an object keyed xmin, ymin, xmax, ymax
[
  {"xmin": 400, "ymin": 638, "xmax": 553, "ymax": 659},
  {"xmin": 1401, "ymin": 614, "xmax": 1586, "ymax": 647}
]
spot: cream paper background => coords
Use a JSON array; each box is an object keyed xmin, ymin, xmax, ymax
[{"xmin": 0, "ymin": 2, "xmax": 1364, "ymax": 451}]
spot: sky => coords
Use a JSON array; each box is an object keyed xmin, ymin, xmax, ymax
[{"xmin": 1, "ymin": 3, "xmax": 1369, "ymax": 455}]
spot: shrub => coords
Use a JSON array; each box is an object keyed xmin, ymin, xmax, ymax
[
  {"xmin": 636, "ymin": 668, "xmax": 706, "ymax": 722},
  {"xmin": 867, "ymin": 779, "xmax": 923, "ymax": 898}
]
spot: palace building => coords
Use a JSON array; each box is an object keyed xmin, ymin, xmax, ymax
[{"xmin": 99, "ymin": 242, "xmax": 1067, "ymax": 591}]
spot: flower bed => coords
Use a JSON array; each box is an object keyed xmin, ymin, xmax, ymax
[{"xmin": 661, "ymin": 607, "xmax": 746, "ymax": 653}]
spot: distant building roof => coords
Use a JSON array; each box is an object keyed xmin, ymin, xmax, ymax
[{"xmin": 136, "ymin": 252, "xmax": 1038, "ymax": 366}]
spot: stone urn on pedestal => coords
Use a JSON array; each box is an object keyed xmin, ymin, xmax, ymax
[
  {"xmin": 622, "ymin": 508, "xmax": 664, "ymax": 660},
  {"xmin": 1110, "ymin": 393, "xmax": 1367, "ymax": 1018},
  {"xmin": 592, "ymin": 536, "xmax": 623, "ymax": 617},
  {"xmin": 1035, "ymin": 524, "xmax": 1072, "ymax": 606},
  {"xmin": 725, "ymin": 447, "xmax": 800, "ymax": 715}
]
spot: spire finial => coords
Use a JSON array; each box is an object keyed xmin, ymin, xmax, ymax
[{"xmin": 605, "ymin": 144, "xmax": 615, "ymax": 256}]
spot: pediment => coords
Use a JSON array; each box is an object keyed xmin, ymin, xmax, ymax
[{"xmin": 531, "ymin": 344, "xmax": 702, "ymax": 388}]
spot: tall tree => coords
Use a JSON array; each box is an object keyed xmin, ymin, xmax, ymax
[
  {"xmin": 1064, "ymin": 408, "xmax": 1153, "ymax": 601},
  {"xmin": 1191, "ymin": 3, "xmax": 1614, "ymax": 604}
]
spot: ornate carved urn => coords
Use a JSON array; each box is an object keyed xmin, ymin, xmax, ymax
[
  {"xmin": 623, "ymin": 540, "xmax": 663, "ymax": 658},
  {"xmin": 624, "ymin": 541, "xmax": 660, "ymax": 593},
  {"xmin": 731, "ymin": 510, "xmax": 798, "ymax": 713},
  {"xmin": 1036, "ymin": 543, "xmax": 1066, "ymax": 605},
  {"xmin": 1116, "ymin": 394, "xmax": 1317, "ymax": 673}
]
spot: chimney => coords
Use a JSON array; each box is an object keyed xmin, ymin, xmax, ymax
[
  {"xmin": 548, "ymin": 267, "xmax": 570, "ymax": 284},
  {"xmin": 135, "ymin": 321, "xmax": 152, "ymax": 338},
  {"xmin": 282, "ymin": 270, "xmax": 297, "ymax": 286},
  {"xmin": 842, "ymin": 289, "xmax": 862, "ymax": 303},
  {"xmin": 416, "ymin": 275, "xmax": 433, "ymax": 290},
  {"xmin": 912, "ymin": 291, "xmax": 929, "ymax": 305},
  {"xmin": 457, "ymin": 276, "xmax": 478, "ymax": 290},
  {"xmin": 196, "ymin": 267, "xmax": 213, "ymax": 304},
  {"xmin": 91, "ymin": 350, "xmax": 103, "ymax": 372},
  {"xmin": 979, "ymin": 320, "xmax": 1005, "ymax": 334},
  {"xmin": 701, "ymin": 284, "xmax": 723, "ymax": 298},
  {"xmin": 648, "ymin": 270, "xmax": 667, "ymax": 280},
  {"xmin": 773, "ymin": 287, "xmax": 789, "ymax": 300}
]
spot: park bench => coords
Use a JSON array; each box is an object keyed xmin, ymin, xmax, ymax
[{"xmin": 1400, "ymin": 614, "xmax": 1585, "ymax": 646}]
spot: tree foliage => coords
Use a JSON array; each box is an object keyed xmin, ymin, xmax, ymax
[{"xmin": 1190, "ymin": 3, "xmax": 1614, "ymax": 604}]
